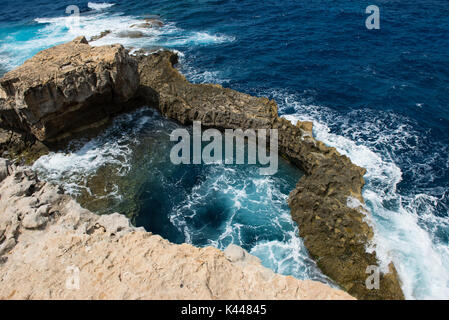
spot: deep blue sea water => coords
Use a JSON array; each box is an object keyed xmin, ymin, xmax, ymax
[{"xmin": 2, "ymin": 0, "xmax": 448, "ymax": 299}]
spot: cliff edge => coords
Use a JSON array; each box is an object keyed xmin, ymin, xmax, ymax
[{"xmin": 0, "ymin": 160, "xmax": 352, "ymax": 300}]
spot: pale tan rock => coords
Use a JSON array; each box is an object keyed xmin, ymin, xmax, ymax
[
  {"xmin": 0, "ymin": 37, "xmax": 140, "ymax": 142},
  {"xmin": 137, "ymin": 50, "xmax": 404, "ymax": 299},
  {"xmin": 0, "ymin": 164, "xmax": 354, "ymax": 300}
]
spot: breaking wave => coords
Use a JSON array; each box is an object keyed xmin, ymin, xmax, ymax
[{"xmin": 274, "ymin": 90, "xmax": 449, "ymax": 299}]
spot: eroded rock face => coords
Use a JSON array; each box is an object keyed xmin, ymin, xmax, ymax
[
  {"xmin": 0, "ymin": 162, "xmax": 352, "ymax": 300},
  {"xmin": 137, "ymin": 50, "xmax": 405, "ymax": 299},
  {"xmin": 0, "ymin": 37, "xmax": 140, "ymax": 143}
]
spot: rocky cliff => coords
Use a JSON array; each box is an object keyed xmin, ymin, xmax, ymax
[
  {"xmin": 0, "ymin": 38, "xmax": 404, "ymax": 299},
  {"xmin": 0, "ymin": 160, "xmax": 352, "ymax": 300},
  {"xmin": 137, "ymin": 50, "xmax": 404, "ymax": 299}
]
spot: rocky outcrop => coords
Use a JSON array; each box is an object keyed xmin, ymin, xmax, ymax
[
  {"xmin": 130, "ymin": 18, "xmax": 164, "ymax": 29},
  {"xmin": 0, "ymin": 38, "xmax": 404, "ymax": 299},
  {"xmin": 0, "ymin": 162, "xmax": 352, "ymax": 300},
  {"xmin": 0, "ymin": 158, "xmax": 8, "ymax": 182},
  {"xmin": 89, "ymin": 30, "xmax": 112, "ymax": 42},
  {"xmin": 137, "ymin": 50, "xmax": 404, "ymax": 299},
  {"xmin": 0, "ymin": 37, "xmax": 140, "ymax": 146}
]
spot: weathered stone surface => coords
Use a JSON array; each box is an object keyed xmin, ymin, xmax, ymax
[
  {"xmin": 137, "ymin": 50, "xmax": 404, "ymax": 299},
  {"xmin": 0, "ymin": 37, "xmax": 140, "ymax": 143},
  {"xmin": 0, "ymin": 127, "xmax": 49, "ymax": 164},
  {"xmin": 0, "ymin": 164, "xmax": 352, "ymax": 300}
]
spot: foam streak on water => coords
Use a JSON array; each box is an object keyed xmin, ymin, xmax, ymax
[
  {"xmin": 167, "ymin": 163, "xmax": 330, "ymax": 283},
  {"xmin": 0, "ymin": 5, "xmax": 234, "ymax": 71},
  {"xmin": 32, "ymin": 110, "xmax": 153, "ymax": 196}
]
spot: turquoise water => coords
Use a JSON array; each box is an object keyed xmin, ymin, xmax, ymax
[
  {"xmin": 1, "ymin": 0, "xmax": 448, "ymax": 299},
  {"xmin": 32, "ymin": 108, "xmax": 330, "ymax": 284}
]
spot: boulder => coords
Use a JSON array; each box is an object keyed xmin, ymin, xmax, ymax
[
  {"xmin": 89, "ymin": 30, "xmax": 111, "ymax": 42},
  {"xmin": 146, "ymin": 18, "xmax": 164, "ymax": 27},
  {"xmin": 95, "ymin": 212, "xmax": 140, "ymax": 236},
  {"xmin": 0, "ymin": 36, "xmax": 140, "ymax": 143}
]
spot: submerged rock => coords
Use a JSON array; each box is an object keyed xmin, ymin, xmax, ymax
[
  {"xmin": 0, "ymin": 162, "xmax": 353, "ymax": 300},
  {"xmin": 137, "ymin": 50, "xmax": 405, "ymax": 300},
  {"xmin": 0, "ymin": 37, "xmax": 140, "ymax": 144},
  {"xmin": 89, "ymin": 30, "xmax": 111, "ymax": 42}
]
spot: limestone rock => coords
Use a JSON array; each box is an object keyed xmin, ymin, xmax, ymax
[
  {"xmin": 0, "ymin": 165, "xmax": 353, "ymax": 300},
  {"xmin": 297, "ymin": 120, "xmax": 313, "ymax": 134},
  {"xmin": 95, "ymin": 212, "xmax": 144, "ymax": 236},
  {"xmin": 0, "ymin": 40, "xmax": 404, "ymax": 299},
  {"xmin": 224, "ymin": 244, "xmax": 247, "ymax": 262},
  {"xmin": 0, "ymin": 37, "xmax": 140, "ymax": 143},
  {"xmin": 0, "ymin": 158, "xmax": 8, "ymax": 182},
  {"xmin": 0, "ymin": 127, "xmax": 48, "ymax": 163}
]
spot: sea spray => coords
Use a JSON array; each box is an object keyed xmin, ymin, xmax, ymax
[{"xmin": 281, "ymin": 103, "xmax": 449, "ymax": 299}]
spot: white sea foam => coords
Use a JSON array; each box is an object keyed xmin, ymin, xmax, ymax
[
  {"xmin": 32, "ymin": 139, "xmax": 131, "ymax": 195},
  {"xmin": 278, "ymin": 91, "xmax": 449, "ymax": 299},
  {"xmin": 161, "ymin": 31, "xmax": 234, "ymax": 47},
  {"xmin": 87, "ymin": 2, "xmax": 115, "ymax": 11},
  {"xmin": 10, "ymin": 7, "xmax": 448, "ymax": 297},
  {"xmin": 0, "ymin": 10, "xmax": 234, "ymax": 71},
  {"xmin": 0, "ymin": 54, "xmax": 10, "ymax": 65},
  {"xmin": 250, "ymin": 233, "xmax": 333, "ymax": 285},
  {"xmin": 32, "ymin": 13, "xmax": 234, "ymax": 49}
]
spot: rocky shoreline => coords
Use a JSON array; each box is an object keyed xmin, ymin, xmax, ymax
[
  {"xmin": 0, "ymin": 160, "xmax": 352, "ymax": 299},
  {"xmin": 0, "ymin": 37, "xmax": 404, "ymax": 299}
]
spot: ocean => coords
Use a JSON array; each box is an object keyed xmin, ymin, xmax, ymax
[{"xmin": 1, "ymin": 0, "xmax": 448, "ymax": 299}]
